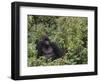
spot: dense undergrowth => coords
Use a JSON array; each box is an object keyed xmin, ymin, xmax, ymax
[{"xmin": 27, "ymin": 15, "xmax": 88, "ymax": 66}]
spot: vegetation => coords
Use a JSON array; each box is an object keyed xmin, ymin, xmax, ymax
[{"xmin": 28, "ymin": 15, "xmax": 88, "ymax": 66}]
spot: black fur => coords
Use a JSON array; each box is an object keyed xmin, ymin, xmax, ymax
[{"xmin": 36, "ymin": 36, "xmax": 64, "ymax": 60}]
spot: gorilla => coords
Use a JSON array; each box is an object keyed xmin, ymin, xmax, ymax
[{"xmin": 36, "ymin": 35, "xmax": 64, "ymax": 60}]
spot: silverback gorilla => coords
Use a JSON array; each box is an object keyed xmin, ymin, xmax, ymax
[{"xmin": 36, "ymin": 35, "xmax": 64, "ymax": 60}]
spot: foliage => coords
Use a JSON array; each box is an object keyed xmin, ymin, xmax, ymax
[{"xmin": 28, "ymin": 15, "xmax": 88, "ymax": 66}]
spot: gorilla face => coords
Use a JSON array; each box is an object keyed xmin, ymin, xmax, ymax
[{"xmin": 41, "ymin": 37, "xmax": 55, "ymax": 59}]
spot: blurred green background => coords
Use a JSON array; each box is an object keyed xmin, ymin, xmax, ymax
[{"xmin": 27, "ymin": 15, "xmax": 88, "ymax": 67}]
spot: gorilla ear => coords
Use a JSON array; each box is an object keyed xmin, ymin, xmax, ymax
[
  {"xmin": 35, "ymin": 39, "xmax": 39, "ymax": 44},
  {"xmin": 35, "ymin": 39, "xmax": 39, "ymax": 50}
]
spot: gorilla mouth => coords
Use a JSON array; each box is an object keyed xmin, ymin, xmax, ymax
[{"xmin": 42, "ymin": 47, "xmax": 53, "ymax": 54}]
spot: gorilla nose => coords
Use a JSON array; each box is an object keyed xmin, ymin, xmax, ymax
[{"xmin": 45, "ymin": 41, "xmax": 49, "ymax": 45}]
